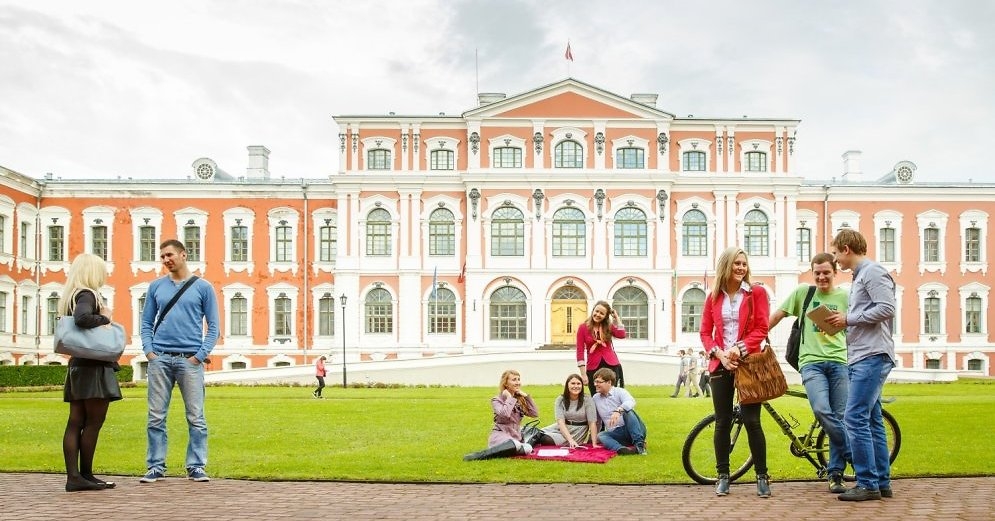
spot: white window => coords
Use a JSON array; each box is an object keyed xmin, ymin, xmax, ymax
[
  {"xmin": 267, "ymin": 207, "xmax": 300, "ymax": 275},
  {"xmin": 83, "ymin": 206, "xmax": 116, "ymax": 267},
  {"xmin": 39, "ymin": 206, "xmax": 71, "ymax": 273},
  {"xmin": 223, "ymin": 208, "xmax": 256, "ymax": 275},
  {"xmin": 222, "ymin": 283, "xmax": 255, "ymax": 346},
  {"xmin": 674, "ymin": 198, "xmax": 714, "ymax": 271},
  {"xmin": 311, "ymin": 284, "xmax": 337, "ymax": 338},
  {"xmin": 874, "ymin": 210, "xmax": 904, "ymax": 273},
  {"xmin": 266, "ymin": 284, "xmax": 299, "ymax": 347},
  {"xmin": 0, "ymin": 196, "xmax": 14, "ymax": 260},
  {"xmin": 916, "ymin": 210, "xmax": 948, "ymax": 274},
  {"xmin": 916, "ymin": 283, "xmax": 948, "ymax": 344},
  {"xmin": 129, "ymin": 207, "xmax": 163, "ymax": 274},
  {"xmin": 312, "ymin": 208, "xmax": 337, "ymax": 275},
  {"xmin": 959, "ymin": 210, "xmax": 988, "ymax": 275},
  {"xmin": 549, "ymin": 128, "xmax": 588, "ymax": 169},
  {"xmin": 959, "ymin": 283, "xmax": 989, "ymax": 342},
  {"xmin": 739, "ymin": 140, "xmax": 772, "ymax": 173},
  {"xmin": 361, "ymin": 137, "xmax": 397, "ymax": 171},
  {"xmin": 488, "ymin": 134, "xmax": 526, "ymax": 169},
  {"xmin": 174, "ymin": 208, "xmax": 208, "ymax": 273},
  {"xmin": 425, "ymin": 137, "xmax": 460, "ymax": 170},
  {"xmin": 611, "ymin": 135, "xmax": 649, "ymax": 170},
  {"xmin": 15, "ymin": 203, "xmax": 37, "ymax": 271},
  {"xmin": 678, "ymin": 139, "xmax": 712, "ymax": 172}
]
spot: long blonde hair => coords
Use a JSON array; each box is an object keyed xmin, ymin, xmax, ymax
[
  {"xmin": 58, "ymin": 254, "xmax": 108, "ymax": 315},
  {"xmin": 499, "ymin": 369, "xmax": 529, "ymax": 411},
  {"xmin": 711, "ymin": 247, "xmax": 751, "ymax": 301}
]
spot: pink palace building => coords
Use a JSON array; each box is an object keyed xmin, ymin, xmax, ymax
[{"xmin": 0, "ymin": 78, "xmax": 992, "ymax": 378}]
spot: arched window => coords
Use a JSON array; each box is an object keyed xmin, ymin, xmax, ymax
[
  {"xmin": 491, "ymin": 206, "xmax": 525, "ymax": 256},
  {"xmin": 744, "ymin": 209, "xmax": 769, "ymax": 256},
  {"xmin": 614, "ymin": 207, "xmax": 647, "ymax": 257},
  {"xmin": 367, "ymin": 149, "xmax": 391, "ymax": 170},
  {"xmin": 613, "ymin": 286, "xmax": 649, "ymax": 339},
  {"xmin": 745, "ymin": 151, "xmax": 767, "ymax": 172},
  {"xmin": 683, "ymin": 151, "xmax": 706, "ymax": 171},
  {"xmin": 365, "ymin": 287, "xmax": 393, "ymax": 334},
  {"xmin": 682, "ymin": 288, "xmax": 706, "ymax": 333},
  {"xmin": 554, "ymin": 140, "xmax": 584, "ymax": 168},
  {"xmin": 428, "ymin": 287, "xmax": 457, "ymax": 334},
  {"xmin": 489, "ymin": 286, "xmax": 526, "ymax": 340},
  {"xmin": 682, "ymin": 209, "xmax": 708, "ymax": 257},
  {"xmin": 494, "ymin": 147, "xmax": 522, "ymax": 168},
  {"xmin": 429, "ymin": 208, "xmax": 456, "ymax": 256},
  {"xmin": 616, "ymin": 147, "xmax": 645, "ymax": 169},
  {"xmin": 365, "ymin": 208, "xmax": 392, "ymax": 256},
  {"xmin": 924, "ymin": 295, "xmax": 941, "ymax": 334},
  {"xmin": 430, "ymin": 149, "xmax": 454, "ymax": 170},
  {"xmin": 552, "ymin": 207, "xmax": 586, "ymax": 257}
]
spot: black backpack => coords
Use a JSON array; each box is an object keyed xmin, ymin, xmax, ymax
[{"xmin": 786, "ymin": 285, "xmax": 817, "ymax": 371}]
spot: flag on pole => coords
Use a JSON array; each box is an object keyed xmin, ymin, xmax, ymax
[
  {"xmin": 457, "ymin": 261, "xmax": 467, "ymax": 283},
  {"xmin": 430, "ymin": 266, "xmax": 438, "ymax": 299},
  {"xmin": 565, "ymin": 41, "xmax": 574, "ymax": 61}
]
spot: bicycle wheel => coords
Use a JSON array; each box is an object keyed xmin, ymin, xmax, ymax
[
  {"xmin": 816, "ymin": 408, "xmax": 902, "ymax": 471},
  {"xmin": 681, "ymin": 412, "xmax": 754, "ymax": 485}
]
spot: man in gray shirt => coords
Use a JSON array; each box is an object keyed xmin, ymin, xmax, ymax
[{"xmin": 828, "ymin": 229, "xmax": 896, "ymax": 501}]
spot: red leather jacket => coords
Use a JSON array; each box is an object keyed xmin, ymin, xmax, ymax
[{"xmin": 699, "ymin": 285, "xmax": 770, "ymax": 373}]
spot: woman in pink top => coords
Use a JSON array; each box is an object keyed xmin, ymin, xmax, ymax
[
  {"xmin": 576, "ymin": 300, "xmax": 627, "ymax": 396},
  {"xmin": 312, "ymin": 356, "xmax": 326, "ymax": 398}
]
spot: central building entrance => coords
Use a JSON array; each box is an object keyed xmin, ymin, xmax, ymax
[{"xmin": 549, "ymin": 285, "xmax": 587, "ymax": 345}]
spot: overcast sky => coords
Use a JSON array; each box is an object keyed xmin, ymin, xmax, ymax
[{"xmin": 1, "ymin": 0, "xmax": 992, "ymax": 184}]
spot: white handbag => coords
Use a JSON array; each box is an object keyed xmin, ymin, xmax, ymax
[{"xmin": 53, "ymin": 316, "xmax": 126, "ymax": 362}]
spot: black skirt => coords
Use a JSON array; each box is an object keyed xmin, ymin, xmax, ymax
[{"xmin": 63, "ymin": 359, "xmax": 123, "ymax": 402}]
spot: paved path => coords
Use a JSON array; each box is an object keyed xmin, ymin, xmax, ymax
[{"xmin": 1, "ymin": 473, "xmax": 992, "ymax": 520}]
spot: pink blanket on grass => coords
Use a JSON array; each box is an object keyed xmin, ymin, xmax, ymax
[{"xmin": 515, "ymin": 445, "xmax": 617, "ymax": 464}]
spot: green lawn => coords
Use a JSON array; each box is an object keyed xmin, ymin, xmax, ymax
[{"xmin": 1, "ymin": 380, "xmax": 992, "ymax": 483}]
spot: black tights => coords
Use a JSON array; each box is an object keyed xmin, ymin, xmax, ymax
[
  {"xmin": 315, "ymin": 376, "xmax": 325, "ymax": 396},
  {"xmin": 709, "ymin": 367, "xmax": 767, "ymax": 475},
  {"xmin": 63, "ymin": 399, "xmax": 110, "ymax": 481},
  {"xmin": 586, "ymin": 362, "xmax": 624, "ymax": 397}
]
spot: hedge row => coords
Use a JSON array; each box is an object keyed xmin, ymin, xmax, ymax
[{"xmin": 0, "ymin": 365, "xmax": 134, "ymax": 388}]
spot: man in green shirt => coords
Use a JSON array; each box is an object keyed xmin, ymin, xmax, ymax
[{"xmin": 770, "ymin": 252, "xmax": 850, "ymax": 494}]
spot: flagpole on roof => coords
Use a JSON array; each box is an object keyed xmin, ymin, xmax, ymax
[{"xmin": 565, "ymin": 39, "xmax": 573, "ymax": 77}]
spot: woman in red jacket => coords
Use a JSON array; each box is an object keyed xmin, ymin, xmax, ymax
[
  {"xmin": 700, "ymin": 247, "xmax": 771, "ymax": 498},
  {"xmin": 577, "ymin": 300, "xmax": 627, "ymax": 396}
]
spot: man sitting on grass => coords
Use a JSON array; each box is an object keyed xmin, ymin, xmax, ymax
[{"xmin": 591, "ymin": 368, "xmax": 647, "ymax": 455}]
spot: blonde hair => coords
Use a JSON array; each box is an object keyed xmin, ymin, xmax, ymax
[
  {"xmin": 58, "ymin": 254, "xmax": 108, "ymax": 315},
  {"xmin": 498, "ymin": 369, "xmax": 529, "ymax": 410},
  {"xmin": 711, "ymin": 247, "xmax": 751, "ymax": 300}
]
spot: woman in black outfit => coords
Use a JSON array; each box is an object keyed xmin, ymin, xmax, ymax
[{"xmin": 60, "ymin": 254, "xmax": 122, "ymax": 492}]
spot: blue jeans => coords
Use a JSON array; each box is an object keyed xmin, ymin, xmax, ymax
[
  {"xmin": 146, "ymin": 354, "xmax": 208, "ymax": 472},
  {"xmin": 844, "ymin": 353, "xmax": 893, "ymax": 491},
  {"xmin": 597, "ymin": 410, "xmax": 647, "ymax": 451},
  {"xmin": 800, "ymin": 361, "xmax": 850, "ymax": 474}
]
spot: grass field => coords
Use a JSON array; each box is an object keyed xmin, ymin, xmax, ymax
[{"xmin": 1, "ymin": 379, "xmax": 992, "ymax": 483}]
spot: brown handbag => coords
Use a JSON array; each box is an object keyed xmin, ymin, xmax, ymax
[{"xmin": 733, "ymin": 292, "xmax": 788, "ymax": 405}]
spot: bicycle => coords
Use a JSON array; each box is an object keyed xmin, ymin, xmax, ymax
[{"xmin": 681, "ymin": 389, "xmax": 901, "ymax": 485}]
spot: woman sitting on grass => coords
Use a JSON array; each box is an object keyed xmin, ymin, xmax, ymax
[
  {"xmin": 537, "ymin": 373, "xmax": 599, "ymax": 448},
  {"xmin": 464, "ymin": 369, "xmax": 539, "ymax": 460}
]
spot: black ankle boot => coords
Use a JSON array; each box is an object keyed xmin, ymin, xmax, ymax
[
  {"xmin": 757, "ymin": 474, "xmax": 772, "ymax": 498},
  {"xmin": 715, "ymin": 473, "xmax": 730, "ymax": 496},
  {"xmin": 463, "ymin": 440, "xmax": 519, "ymax": 461}
]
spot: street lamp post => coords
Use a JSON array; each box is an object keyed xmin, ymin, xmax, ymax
[{"xmin": 340, "ymin": 293, "xmax": 347, "ymax": 388}]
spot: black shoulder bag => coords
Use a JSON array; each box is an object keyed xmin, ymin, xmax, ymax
[
  {"xmin": 152, "ymin": 276, "xmax": 199, "ymax": 334},
  {"xmin": 786, "ymin": 285, "xmax": 817, "ymax": 371}
]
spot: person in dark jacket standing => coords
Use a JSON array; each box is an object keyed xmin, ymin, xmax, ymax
[{"xmin": 60, "ymin": 253, "xmax": 121, "ymax": 492}]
